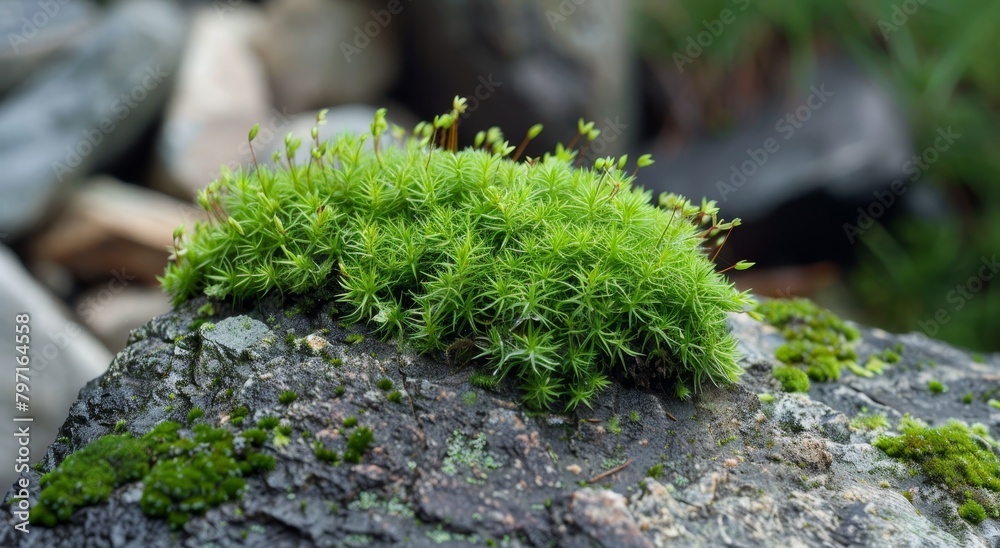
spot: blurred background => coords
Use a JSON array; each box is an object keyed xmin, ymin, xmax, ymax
[{"xmin": 0, "ymin": 0, "xmax": 998, "ymax": 486}]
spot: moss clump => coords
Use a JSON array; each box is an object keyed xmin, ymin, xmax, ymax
[
  {"xmin": 755, "ymin": 298, "xmax": 863, "ymax": 383},
  {"xmin": 159, "ymin": 106, "xmax": 752, "ymax": 412},
  {"xmin": 256, "ymin": 416, "xmax": 279, "ymax": 429},
  {"xmin": 773, "ymin": 365, "xmax": 810, "ymax": 393},
  {"xmin": 875, "ymin": 416, "xmax": 1000, "ymax": 519},
  {"xmin": 342, "ymin": 416, "xmax": 358, "ymax": 428},
  {"xmin": 646, "ymin": 463, "xmax": 664, "ymax": 479},
  {"xmin": 386, "ymin": 390, "xmax": 403, "ymax": 403},
  {"xmin": 959, "ymin": 499, "xmax": 987, "ymax": 524},
  {"xmin": 849, "ymin": 410, "xmax": 889, "ymax": 431},
  {"xmin": 187, "ymin": 407, "xmax": 205, "ymax": 423},
  {"xmin": 314, "ymin": 442, "xmax": 340, "ymax": 465},
  {"xmin": 230, "ymin": 405, "xmax": 250, "ymax": 426},
  {"xmin": 278, "ymin": 390, "xmax": 298, "ymax": 405},
  {"xmin": 376, "ymin": 378, "xmax": 393, "ymax": 391},
  {"xmin": 31, "ymin": 421, "xmax": 273, "ymax": 528},
  {"xmin": 344, "ymin": 427, "xmax": 375, "ymax": 464},
  {"xmin": 928, "ymin": 380, "xmax": 947, "ymax": 394}
]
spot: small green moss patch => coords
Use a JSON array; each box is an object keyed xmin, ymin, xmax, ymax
[
  {"xmin": 773, "ymin": 365, "xmax": 810, "ymax": 393},
  {"xmin": 755, "ymin": 299, "xmax": 862, "ymax": 383},
  {"xmin": 928, "ymin": 380, "xmax": 947, "ymax": 394},
  {"xmin": 875, "ymin": 416, "xmax": 1000, "ymax": 519},
  {"xmin": 278, "ymin": 390, "xmax": 298, "ymax": 405},
  {"xmin": 31, "ymin": 421, "xmax": 273, "ymax": 528}
]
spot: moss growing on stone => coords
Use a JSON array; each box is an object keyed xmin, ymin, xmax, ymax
[
  {"xmin": 773, "ymin": 365, "xmax": 810, "ymax": 393},
  {"xmin": 160, "ymin": 106, "xmax": 752, "ymax": 412},
  {"xmin": 875, "ymin": 416, "xmax": 1000, "ymax": 519},
  {"xmin": 959, "ymin": 499, "xmax": 987, "ymax": 524},
  {"xmin": 376, "ymin": 378, "xmax": 393, "ymax": 391},
  {"xmin": 31, "ymin": 420, "xmax": 274, "ymax": 528},
  {"xmin": 755, "ymin": 298, "xmax": 862, "ymax": 383},
  {"xmin": 344, "ymin": 427, "xmax": 375, "ymax": 464},
  {"xmin": 278, "ymin": 390, "xmax": 298, "ymax": 405},
  {"xmin": 928, "ymin": 380, "xmax": 947, "ymax": 394}
]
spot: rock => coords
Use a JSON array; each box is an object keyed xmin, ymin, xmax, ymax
[
  {"xmin": 0, "ymin": 0, "xmax": 100, "ymax": 95},
  {"xmin": 0, "ymin": 0, "xmax": 186, "ymax": 239},
  {"xmin": 0, "ymin": 244, "xmax": 112, "ymax": 492},
  {"xmin": 401, "ymin": 0, "xmax": 636, "ymax": 159},
  {"xmin": 72, "ymin": 286, "xmax": 171, "ymax": 354},
  {"xmin": 152, "ymin": 7, "xmax": 272, "ymax": 199},
  {"xmin": 640, "ymin": 57, "xmax": 913, "ymax": 267},
  {"xmin": 22, "ymin": 177, "xmax": 207, "ymax": 286},
  {"xmin": 2, "ymin": 295, "xmax": 998, "ymax": 545},
  {"xmin": 254, "ymin": 0, "xmax": 400, "ymax": 113}
]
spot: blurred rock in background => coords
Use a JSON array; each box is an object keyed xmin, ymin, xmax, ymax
[
  {"xmin": 255, "ymin": 0, "xmax": 400, "ymax": 113},
  {"xmin": 0, "ymin": 0, "xmax": 101, "ymax": 95},
  {"xmin": 152, "ymin": 7, "xmax": 270, "ymax": 199},
  {"xmin": 0, "ymin": 244, "xmax": 112, "ymax": 491},
  {"xmin": 399, "ymin": 0, "xmax": 636, "ymax": 158},
  {"xmin": 0, "ymin": 0, "xmax": 186, "ymax": 238}
]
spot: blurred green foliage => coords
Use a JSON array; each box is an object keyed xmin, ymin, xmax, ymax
[{"xmin": 634, "ymin": 0, "xmax": 1000, "ymax": 350}]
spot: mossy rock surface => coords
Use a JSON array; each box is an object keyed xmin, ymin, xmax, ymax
[{"xmin": 3, "ymin": 296, "xmax": 999, "ymax": 546}]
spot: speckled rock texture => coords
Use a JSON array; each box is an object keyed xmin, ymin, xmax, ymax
[{"xmin": 2, "ymin": 295, "xmax": 997, "ymax": 546}]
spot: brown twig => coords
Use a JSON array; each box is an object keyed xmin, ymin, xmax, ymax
[
  {"xmin": 665, "ymin": 412, "xmax": 677, "ymax": 421},
  {"xmin": 587, "ymin": 459, "xmax": 633, "ymax": 484}
]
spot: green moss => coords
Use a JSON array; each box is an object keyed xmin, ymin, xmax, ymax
[
  {"xmin": 256, "ymin": 416, "xmax": 279, "ymax": 430},
  {"xmin": 928, "ymin": 380, "xmax": 947, "ymax": 394},
  {"xmin": 607, "ymin": 415, "xmax": 623, "ymax": 435},
  {"xmin": 971, "ymin": 353, "xmax": 986, "ymax": 363},
  {"xmin": 313, "ymin": 442, "xmax": 340, "ymax": 464},
  {"xmin": 989, "ymin": 399, "xmax": 1000, "ymax": 410},
  {"xmin": 230, "ymin": 405, "xmax": 249, "ymax": 427},
  {"xmin": 386, "ymin": 390, "xmax": 403, "ymax": 403},
  {"xmin": 463, "ymin": 391, "xmax": 477, "ymax": 406},
  {"xmin": 31, "ymin": 421, "xmax": 273, "ymax": 528},
  {"xmin": 646, "ymin": 463, "xmax": 664, "ymax": 479},
  {"xmin": 241, "ymin": 428, "xmax": 267, "ymax": 446},
  {"xmin": 278, "ymin": 390, "xmax": 298, "ymax": 405},
  {"xmin": 376, "ymin": 378, "xmax": 394, "ymax": 391},
  {"xmin": 850, "ymin": 411, "xmax": 889, "ymax": 431},
  {"xmin": 344, "ymin": 333, "xmax": 365, "ymax": 345},
  {"xmin": 963, "ymin": 392, "xmax": 975, "ymax": 404},
  {"xmin": 629, "ymin": 410, "xmax": 641, "ymax": 423},
  {"xmin": 344, "ymin": 427, "xmax": 375, "ymax": 463},
  {"xmin": 773, "ymin": 365, "xmax": 810, "ymax": 393},
  {"xmin": 114, "ymin": 419, "xmax": 127, "ymax": 433},
  {"xmin": 875, "ymin": 416, "xmax": 1000, "ymax": 517},
  {"xmin": 755, "ymin": 299, "xmax": 862, "ymax": 382},
  {"xmin": 187, "ymin": 407, "xmax": 205, "ymax": 424},
  {"xmin": 959, "ymin": 499, "xmax": 987, "ymax": 524},
  {"xmin": 159, "ymin": 108, "xmax": 752, "ymax": 413},
  {"xmin": 758, "ymin": 393, "xmax": 774, "ymax": 403},
  {"xmin": 469, "ymin": 372, "xmax": 500, "ymax": 390},
  {"xmin": 334, "ymin": 385, "xmax": 346, "ymax": 397},
  {"xmin": 343, "ymin": 417, "xmax": 358, "ymax": 428}
]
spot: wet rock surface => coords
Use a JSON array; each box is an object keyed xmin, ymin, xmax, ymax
[{"xmin": 2, "ymin": 294, "xmax": 998, "ymax": 546}]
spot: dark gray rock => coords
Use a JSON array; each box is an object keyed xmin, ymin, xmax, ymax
[
  {"xmin": 0, "ymin": 0, "xmax": 186, "ymax": 238},
  {"xmin": 402, "ymin": 0, "xmax": 636, "ymax": 159},
  {"xmin": 0, "ymin": 0, "xmax": 100, "ymax": 95},
  {"xmin": 1, "ymin": 293, "xmax": 997, "ymax": 546}
]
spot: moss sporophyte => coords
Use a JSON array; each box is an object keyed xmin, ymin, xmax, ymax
[{"xmin": 160, "ymin": 100, "xmax": 754, "ymax": 412}]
